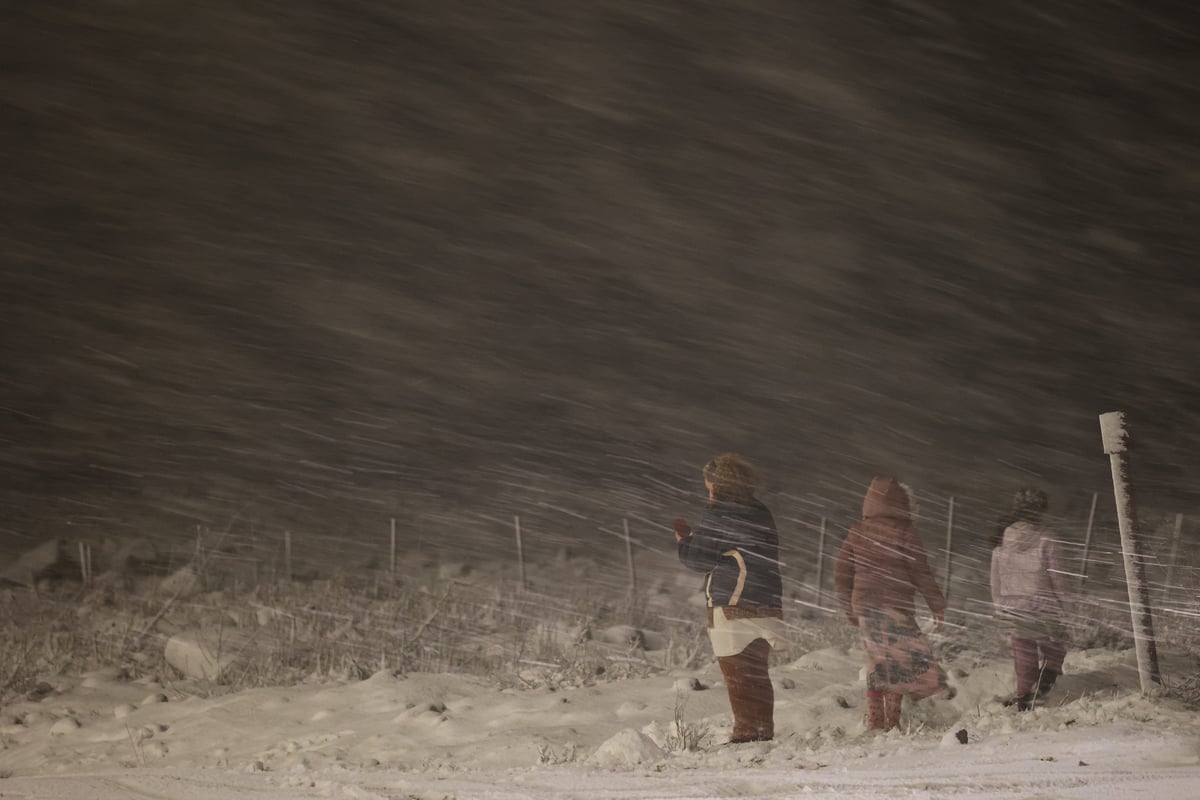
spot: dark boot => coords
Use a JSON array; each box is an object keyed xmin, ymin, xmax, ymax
[
  {"xmin": 1039, "ymin": 638, "xmax": 1067, "ymax": 675},
  {"xmin": 1004, "ymin": 693, "xmax": 1035, "ymax": 711},
  {"xmin": 1011, "ymin": 636, "xmax": 1040, "ymax": 701},
  {"xmin": 1036, "ymin": 668, "xmax": 1059, "ymax": 697}
]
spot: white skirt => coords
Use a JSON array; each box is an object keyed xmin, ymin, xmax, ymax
[{"xmin": 707, "ymin": 606, "xmax": 788, "ymax": 658}]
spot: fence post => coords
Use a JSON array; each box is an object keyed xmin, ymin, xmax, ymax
[
  {"xmin": 1164, "ymin": 513, "xmax": 1184, "ymax": 601},
  {"xmin": 943, "ymin": 496, "xmax": 955, "ymax": 605},
  {"xmin": 78, "ymin": 541, "xmax": 89, "ymax": 587},
  {"xmin": 623, "ymin": 518, "xmax": 637, "ymax": 598},
  {"xmin": 514, "ymin": 515, "xmax": 527, "ymax": 590},
  {"xmin": 814, "ymin": 516, "xmax": 828, "ymax": 608},
  {"xmin": 389, "ymin": 517, "xmax": 397, "ymax": 583},
  {"xmin": 1099, "ymin": 411, "xmax": 1161, "ymax": 693},
  {"xmin": 284, "ymin": 530, "xmax": 293, "ymax": 582},
  {"xmin": 1079, "ymin": 491, "xmax": 1099, "ymax": 590}
]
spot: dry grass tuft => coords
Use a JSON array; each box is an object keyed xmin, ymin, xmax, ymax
[
  {"xmin": 4, "ymin": 554, "xmax": 785, "ymax": 703},
  {"xmin": 7, "ymin": 555, "xmax": 1192, "ymax": 714}
]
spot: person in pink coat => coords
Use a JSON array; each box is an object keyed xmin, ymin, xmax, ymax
[
  {"xmin": 835, "ymin": 477, "xmax": 948, "ymax": 731},
  {"xmin": 990, "ymin": 488, "xmax": 1071, "ymax": 710}
]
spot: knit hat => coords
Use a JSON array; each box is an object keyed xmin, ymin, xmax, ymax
[{"xmin": 1010, "ymin": 487, "xmax": 1048, "ymax": 519}]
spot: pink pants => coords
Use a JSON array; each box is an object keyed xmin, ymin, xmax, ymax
[{"xmin": 1012, "ymin": 635, "xmax": 1066, "ymax": 697}]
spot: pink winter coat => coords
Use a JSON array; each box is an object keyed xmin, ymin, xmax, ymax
[
  {"xmin": 834, "ymin": 477, "xmax": 946, "ymax": 622},
  {"xmin": 990, "ymin": 522, "xmax": 1068, "ymax": 619}
]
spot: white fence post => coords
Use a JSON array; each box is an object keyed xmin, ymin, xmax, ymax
[
  {"xmin": 284, "ymin": 530, "xmax": 293, "ymax": 583},
  {"xmin": 623, "ymin": 518, "xmax": 637, "ymax": 598},
  {"xmin": 1164, "ymin": 512, "xmax": 1184, "ymax": 601},
  {"xmin": 814, "ymin": 516, "xmax": 828, "ymax": 608},
  {"xmin": 1099, "ymin": 411, "xmax": 1161, "ymax": 693},
  {"xmin": 389, "ymin": 517, "xmax": 397, "ymax": 583},
  {"xmin": 78, "ymin": 541, "xmax": 90, "ymax": 587},
  {"xmin": 1079, "ymin": 491, "xmax": 1099, "ymax": 590},
  {"xmin": 514, "ymin": 515, "xmax": 527, "ymax": 590},
  {"xmin": 943, "ymin": 496, "xmax": 955, "ymax": 605}
]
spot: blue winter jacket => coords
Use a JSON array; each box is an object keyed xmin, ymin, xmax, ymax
[{"xmin": 678, "ymin": 499, "xmax": 783, "ymax": 608}]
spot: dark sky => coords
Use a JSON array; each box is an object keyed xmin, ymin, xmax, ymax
[{"xmin": 2, "ymin": 1, "xmax": 1199, "ymax": 567}]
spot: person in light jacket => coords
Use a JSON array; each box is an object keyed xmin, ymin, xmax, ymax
[
  {"xmin": 834, "ymin": 477, "xmax": 948, "ymax": 732},
  {"xmin": 990, "ymin": 488, "xmax": 1070, "ymax": 710},
  {"xmin": 675, "ymin": 453, "xmax": 785, "ymax": 743}
]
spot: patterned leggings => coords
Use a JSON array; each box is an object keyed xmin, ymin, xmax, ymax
[{"xmin": 866, "ymin": 689, "xmax": 903, "ymax": 731}]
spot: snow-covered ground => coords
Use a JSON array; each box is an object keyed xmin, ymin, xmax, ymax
[{"xmin": 3, "ymin": 624, "xmax": 1198, "ymax": 799}]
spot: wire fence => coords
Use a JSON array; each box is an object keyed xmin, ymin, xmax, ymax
[{"xmin": 28, "ymin": 487, "xmax": 1197, "ymax": 631}]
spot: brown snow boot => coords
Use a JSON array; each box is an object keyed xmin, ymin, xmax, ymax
[
  {"xmin": 1036, "ymin": 668, "xmax": 1060, "ymax": 698},
  {"xmin": 718, "ymin": 638, "xmax": 774, "ymax": 742},
  {"xmin": 865, "ymin": 690, "xmax": 902, "ymax": 731},
  {"xmin": 865, "ymin": 690, "xmax": 887, "ymax": 730}
]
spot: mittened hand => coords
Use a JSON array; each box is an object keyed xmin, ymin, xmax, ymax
[{"xmin": 672, "ymin": 518, "xmax": 692, "ymax": 542}]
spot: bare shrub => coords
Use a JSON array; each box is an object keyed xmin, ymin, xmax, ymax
[
  {"xmin": 1164, "ymin": 674, "xmax": 1200, "ymax": 709},
  {"xmin": 537, "ymin": 743, "xmax": 578, "ymax": 764},
  {"xmin": 9, "ymin": 547, "xmax": 1191, "ymax": 707},
  {"xmin": 665, "ymin": 691, "xmax": 711, "ymax": 752}
]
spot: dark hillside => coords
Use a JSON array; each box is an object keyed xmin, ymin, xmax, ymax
[{"xmin": 2, "ymin": 1, "xmax": 1198, "ymax": 569}]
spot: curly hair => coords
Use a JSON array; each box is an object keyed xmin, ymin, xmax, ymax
[{"xmin": 703, "ymin": 453, "xmax": 760, "ymax": 505}]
